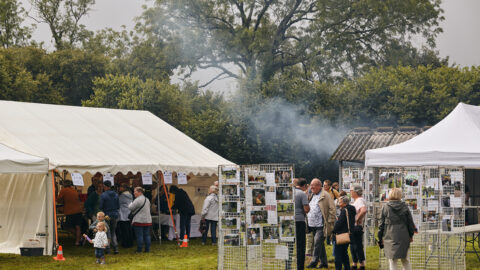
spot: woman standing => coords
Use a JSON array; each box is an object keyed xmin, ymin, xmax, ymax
[
  {"xmin": 128, "ymin": 187, "xmax": 152, "ymax": 253},
  {"xmin": 378, "ymin": 188, "xmax": 415, "ymax": 270},
  {"xmin": 118, "ymin": 183, "xmax": 133, "ymax": 248},
  {"xmin": 201, "ymin": 185, "xmax": 219, "ymax": 245},
  {"xmin": 333, "ymin": 196, "xmax": 356, "ymax": 270}
]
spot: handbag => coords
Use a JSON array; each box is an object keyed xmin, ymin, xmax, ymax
[
  {"xmin": 128, "ymin": 197, "xmax": 146, "ymax": 220},
  {"xmin": 199, "ymin": 218, "xmax": 207, "ymax": 234},
  {"xmin": 336, "ymin": 208, "xmax": 351, "ymax": 245}
]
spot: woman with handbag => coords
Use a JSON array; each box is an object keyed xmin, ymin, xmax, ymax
[
  {"xmin": 333, "ymin": 196, "xmax": 356, "ymax": 270},
  {"xmin": 128, "ymin": 187, "xmax": 152, "ymax": 253},
  {"xmin": 378, "ymin": 188, "xmax": 415, "ymax": 270}
]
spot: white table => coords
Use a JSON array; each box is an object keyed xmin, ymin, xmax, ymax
[{"xmin": 152, "ymin": 214, "xmax": 202, "ymax": 240}]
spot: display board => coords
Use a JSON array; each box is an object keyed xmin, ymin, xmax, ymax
[
  {"xmin": 218, "ymin": 164, "xmax": 296, "ymax": 270},
  {"xmin": 373, "ymin": 167, "xmax": 465, "ymax": 270}
]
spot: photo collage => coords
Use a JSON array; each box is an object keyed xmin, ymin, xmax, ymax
[{"xmin": 377, "ymin": 169, "xmax": 464, "ymax": 232}]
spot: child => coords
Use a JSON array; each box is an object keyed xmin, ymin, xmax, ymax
[
  {"xmin": 84, "ymin": 221, "xmax": 108, "ymax": 264},
  {"xmin": 89, "ymin": 211, "xmax": 111, "ymax": 253}
]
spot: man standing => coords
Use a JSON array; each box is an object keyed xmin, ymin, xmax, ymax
[
  {"xmin": 307, "ymin": 178, "xmax": 336, "ymax": 268},
  {"xmin": 323, "ymin": 180, "xmax": 339, "ymax": 200},
  {"xmin": 294, "ymin": 178, "xmax": 310, "ymax": 270},
  {"xmin": 57, "ymin": 180, "xmax": 84, "ymax": 246},
  {"xmin": 351, "ymin": 184, "xmax": 367, "ymax": 270},
  {"xmin": 170, "ymin": 185, "xmax": 195, "ymax": 239},
  {"xmin": 100, "ymin": 181, "xmax": 120, "ymax": 254}
]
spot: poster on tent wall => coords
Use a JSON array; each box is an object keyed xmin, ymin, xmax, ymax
[
  {"xmin": 142, "ymin": 172, "xmax": 153, "ymax": 185},
  {"xmin": 218, "ymin": 164, "xmax": 296, "ymax": 270},
  {"xmin": 71, "ymin": 173, "xmax": 84, "ymax": 186},
  {"xmin": 103, "ymin": 173, "xmax": 114, "ymax": 185},
  {"xmin": 375, "ymin": 167, "xmax": 465, "ymax": 270}
]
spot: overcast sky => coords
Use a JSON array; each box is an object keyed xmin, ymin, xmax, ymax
[{"xmin": 21, "ymin": 0, "xmax": 480, "ymax": 93}]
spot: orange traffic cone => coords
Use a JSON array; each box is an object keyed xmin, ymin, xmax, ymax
[
  {"xmin": 179, "ymin": 235, "xmax": 188, "ymax": 247},
  {"xmin": 53, "ymin": 245, "xmax": 66, "ymax": 261}
]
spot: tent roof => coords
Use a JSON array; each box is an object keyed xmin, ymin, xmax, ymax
[
  {"xmin": 0, "ymin": 100, "xmax": 233, "ymax": 175},
  {"xmin": 0, "ymin": 143, "xmax": 48, "ymax": 173},
  {"xmin": 330, "ymin": 127, "xmax": 424, "ymax": 162},
  {"xmin": 366, "ymin": 103, "xmax": 480, "ymax": 168}
]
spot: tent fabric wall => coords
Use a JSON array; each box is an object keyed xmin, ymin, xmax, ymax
[
  {"xmin": 366, "ymin": 103, "xmax": 480, "ymax": 168},
  {"xmin": 0, "ymin": 173, "xmax": 53, "ymax": 255},
  {"xmin": 0, "ymin": 143, "xmax": 48, "ymax": 173}
]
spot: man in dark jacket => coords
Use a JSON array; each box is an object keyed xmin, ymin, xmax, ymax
[
  {"xmin": 100, "ymin": 181, "xmax": 120, "ymax": 254},
  {"xmin": 170, "ymin": 185, "xmax": 195, "ymax": 239}
]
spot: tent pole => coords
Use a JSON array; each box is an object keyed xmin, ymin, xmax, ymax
[
  {"xmin": 51, "ymin": 170, "xmax": 58, "ymax": 250},
  {"xmin": 156, "ymin": 171, "xmax": 161, "ymax": 245},
  {"xmin": 161, "ymin": 171, "xmax": 179, "ymax": 243},
  {"xmin": 44, "ymin": 173, "xmax": 49, "ymax": 255}
]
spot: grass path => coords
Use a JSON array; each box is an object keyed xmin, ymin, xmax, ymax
[{"xmin": 1, "ymin": 236, "xmax": 480, "ymax": 269}]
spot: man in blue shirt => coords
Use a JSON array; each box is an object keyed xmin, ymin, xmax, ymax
[{"xmin": 99, "ymin": 181, "xmax": 120, "ymax": 254}]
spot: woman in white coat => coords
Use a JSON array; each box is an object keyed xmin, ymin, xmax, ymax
[{"xmin": 201, "ymin": 185, "xmax": 219, "ymax": 245}]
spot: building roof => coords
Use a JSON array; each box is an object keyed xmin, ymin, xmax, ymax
[{"xmin": 330, "ymin": 126, "xmax": 427, "ymax": 162}]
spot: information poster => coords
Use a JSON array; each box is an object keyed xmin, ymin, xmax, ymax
[
  {"xmin": 163, "ymin": 171, "xmax": 172, "ymax": 184},
  {"xmin": 103, "ymin": 173, "xmax": 114, "ymax": 185},
  {"xmin": 142, "ymin": 172, "xmax": 153, "ymax": 185},
  {"xmin": 71, "ymin": 173, "xmax": 84, "ymax": 186},
  {"xmin": 177, "ymin": 172, "xmax": 187, "ymax": 185}
]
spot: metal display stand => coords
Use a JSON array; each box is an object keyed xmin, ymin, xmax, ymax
[
  {"xmin": 218, "ymin": 164, "xmax": 296, "ymax": 270},
  {"xmin": 371, "ymin": 167, "xmax": 465, "ymax": 270}
]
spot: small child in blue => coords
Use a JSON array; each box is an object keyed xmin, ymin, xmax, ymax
[{"xmin": 84, "ymin": 221, "xmax": 108, "ymax": 264}]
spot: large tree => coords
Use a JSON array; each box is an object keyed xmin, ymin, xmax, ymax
[
  {"xmin": 140, "ymin": 0, "xmax": 443, "ymax": 86},
  {"xmin": 0, "ymin": 0, "xmax": 34, "ymax": 48},
  {"xmin": 30, "ymin": 0, "xmax": 94, "ymax": 49}
]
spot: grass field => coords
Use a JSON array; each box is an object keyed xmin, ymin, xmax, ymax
[{"xmin": 1, "ymin": 236, "xmax": 480, "ymax": 269}]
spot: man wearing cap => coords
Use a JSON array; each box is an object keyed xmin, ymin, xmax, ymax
[{"xmin": 100, "ymin": 181, "xmax": 120, "ymax": 254}]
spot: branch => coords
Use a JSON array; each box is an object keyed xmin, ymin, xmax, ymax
[
  {"xmin": 254, "ymin": 0, "xmax": 274, "ymax": 32},
  {"xmin": 198, "ymin": 72, "xmax": 230, "ymax": 88}
]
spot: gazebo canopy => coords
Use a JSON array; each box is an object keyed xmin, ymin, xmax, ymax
[{"xmin": 366, "ymin": 103, "xmax": 480, "ymax": 168}]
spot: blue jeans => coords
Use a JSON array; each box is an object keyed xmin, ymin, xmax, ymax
[
  {"xmin": 95, "ymin": 248, "xmax": 105, "ymax": 258},
  {"xmin": 180, "ymin": 214, "xmax": 192, "ymax": 238},
  {"xmin": 133, "ymin": 225, "xmax": 151, "ymax": 252},
  {"xmin": 202, "ymin": 220, "xmax": 217, "ymax": 244}
]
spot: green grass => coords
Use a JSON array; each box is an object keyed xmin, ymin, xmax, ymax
[{"xmin": 2, "ymin": 236, "xmax": 480, "ymax": 269}]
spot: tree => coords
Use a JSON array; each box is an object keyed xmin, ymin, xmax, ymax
[
  {"xmin": 0, "ymin": 0, "xmax": 34, "ymax": 48},
  {"xmin": 140, "ymin": 0, "xmax": 443, "ymax": 87},
  {"xmin": 30, "ymin": 0, "xmax": 95, "ymax": 49}
]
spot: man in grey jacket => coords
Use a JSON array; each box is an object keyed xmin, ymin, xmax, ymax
[{"xmin": 118, "ymin": 184, "xmax": 133, "ymax": 248}]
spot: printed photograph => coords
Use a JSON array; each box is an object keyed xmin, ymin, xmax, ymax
[
  {"xmin": 246, "ymin": 170, "xmax": 266, "ymax": 185},
  {"xmin": 277, "ymin": 203, "xmax": 294, "ymax": 216},
  {"xmin": 222, "ymin": 168, "xmax": 238, "ymax": 182},
  {"xmin": 247, "ymin": 227, "xmax": 261, "ymax": 245},
  {"xmin": 422, "ymin": 211, "xmax": 438, "ymax": 223},
  {"xmin": 441, "ymin": 196, "xmax": 450, "ymax": 208},
  {"xmin": 251, "ymin": 210, "xmax": 268, "ymax": 225},
  {"xmin": 222, "ymin": 184, "xmax": 238, "ymax": 196},
  {"xmin": 252, "ymin": 189, "xmax": 266, "ymax": 206},
  {"xmin": 405, "ymin": 174, "xmax": 419, "ymax": 186},
  {"xmin": 275, "ymin": 170, "xmax": 292, "ymax": 184},
  {"xmin": 276, "ymin": 187, "xmax": 293, "ymax": 200},
  {"xmin": 262, "ymin": 226, "xmax": 279, "ymax": 241},
  {"xmin": 222, "ymin": 202, "xmax": 238, "ymax": 213},
  {"xmin": 442, "ymin": 216, "xmax": 452, "ymax": 232},
  {"xmin": 224, "ymin": 234, "xmax": 240, "ymax": 246},
  {"xmin": 442, "ymin": 174, "xmax": 452, "ymax": 186},
  {"xmin": 280, "ymin": 219, "xmax": 295, "ymax": 238},
  {"xmin": 222, "ymin": 218, "xmax": 238, "ymax": 229},
  {"xmin": 405, "ymin": 199, "xmax": 418, "ymax": 210},
  {"xmin": 422, "ymin": 186, "xmax": 435, "ymax": 199}
]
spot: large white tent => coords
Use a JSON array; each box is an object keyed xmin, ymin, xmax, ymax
[
  {"xmin": 0, "ymin": 100, "xmax": 234, "ymax": 255},
  {"xmin": 366, "ymin": 103, "xmax": 480, "ymax": 168}
]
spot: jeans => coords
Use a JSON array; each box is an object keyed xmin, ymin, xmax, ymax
[
  {"xmin": 202, "ymin": 220, "xmax": 217, "ymax": 244},
  {"xmin": 95, "ymin": 248, "xmax": 105, "ymax": 258},
  {"xmin": 108, "ymin": 217, "xmax": 118, "ymax": 250},
  {"xmin": 350, "ymin": 226, "xmax": 365, "ymax": 263},
  {"xmin": 309, "ymin": 226, "xmax": 327, "ymax": 265},
  {"xmin": 180, "ymin": 214, "xmax": 192, "ymax": 238},
  {"xmin": 118, "ymin": 220, "xmax": 133, "ymax": 248},
  {"xmin": 334, "ymin": 243, "xmax": 350, "ymax": 270},
  {"xmin": 133, "ymin": 225, "xmax": 151, "ymax": 252},
  {"xmin": 388, "ymin": 258, "xmax": 412, "ymax": 270},
  {"xmin": 296, "ymin": 221, "xmax": 306, "ymax": 270}
]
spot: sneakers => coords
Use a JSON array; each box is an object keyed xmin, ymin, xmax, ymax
[
  {"xmin": 100, "ymin": 259, "xmax": 106, "ymax": 265},
  {"xmin": 95, "ymin": 259, "xmax": 100, "ymax": 264},
  {"xmin": 306, "ymin": 262, "xmax": 318, "ymax": 268}
]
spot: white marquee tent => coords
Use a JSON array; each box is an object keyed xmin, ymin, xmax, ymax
[
  {"xmin": 366, "ymin": 103, "xmax": 480, "ymax": 168},
  {"xmin": 0, "ymin": 100, "xmax": 234, "ymax": 255}
]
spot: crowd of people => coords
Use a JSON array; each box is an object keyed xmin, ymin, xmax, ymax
[
  {"xmin": 56, "ymin": 174, "xmax": 197, "ymax": 264},
  {"xmin": 57, "ymin": 174, "xmax": 415, "ymax": 269},
  {"xmin": 294, "ymin": 178, "xmax": 415, "ymax": 270}
]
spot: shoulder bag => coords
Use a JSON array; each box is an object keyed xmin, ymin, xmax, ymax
[
  {"xmin": 336, "ymin": 208, "xmax": 351, "ymax": 245},
  {"xmin": 128, "ymin": 197, "xmax": 146, "ymax": 220}
]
